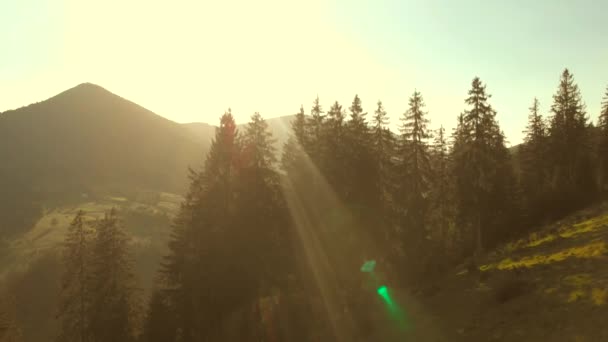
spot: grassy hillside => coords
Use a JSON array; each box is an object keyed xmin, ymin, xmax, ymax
[
  {"xmin": 415, "ymin": 203, "xmax": 608, "ymax": 341},
  {"xmin": 0, "ymin": 191, "xmax": 182, "ymax": 289},
  {"xmin": 0, "ymin": 190, "xmax": 181, "ymax": 342}
]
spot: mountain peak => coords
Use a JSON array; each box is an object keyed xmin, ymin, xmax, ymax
[{"xmin": 61, "ymin": 82, "xmax": 111, "ymax": 97}]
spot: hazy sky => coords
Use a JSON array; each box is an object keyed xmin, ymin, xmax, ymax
[{"xmin": 2, "ymin": 0, "xmax": 607, "ymax": 145}]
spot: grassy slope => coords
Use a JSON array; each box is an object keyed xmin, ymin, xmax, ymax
[
  {"xmin": 416, "ymin": 203, "xmax": 608, "ymax": 342},
  {"xmin": 0, "ymin": 191, "xmax": 182, "ymax": 292}
]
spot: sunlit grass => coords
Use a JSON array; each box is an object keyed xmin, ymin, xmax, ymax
[
  {"xmin": 591, "ymin": 288, "xmax": 607, "ymax": 306},
  {"xmin": 494, "ymin": 213, "xmax": 608, "ymax": 256},
  {"xmin": 109, "ymin": 196, "xmax": 128, "ymax": 202},
  {"xmin": 563, "ymin": 273, "xmax": 593, "ymax": 287},
  {"xmin": 567, "ymin": 289, "xmax": 585, "ymax": 303},
  {"xmin": 481, "ymin": 241, "xmax": 607, "ymax": 271}
]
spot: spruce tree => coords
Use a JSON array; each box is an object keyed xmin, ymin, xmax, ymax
[
  {"xmin": 293, "ymin": 105, "xmax": 307, "ymax": 146},
  {"xmin": 397, "ymin": 90, "xmax": 432, "ymax": 269},
  {"xmin": 88, "ymin": 209, "xmax": 139, "ymax": 342},
  {"xmin": 520, "ymin": 98, "xmax": 549, "ymax": 224},
  {"xmin": 281, "ymin": 106, "xmax": 311, "ymax": 186},
  {"xmin": 56, "ymin": 210, "xmax": 91, "ymax": 342},
  {"xmin": 430, "ymin": 126, "xmax": 451, "ymax": 245},
  {"xmin": 370, "ymin": 100, "xmax": 396, "ymax": 242},
  {"xmin": 344, "ymin": 95, "xmax": 374, "ymax": 208},
  {"xmin": 237, "ymin": 112, "xmax": 291, "ymax": 291},
  {"xmin": 323, "ymin": 101, "xmax": 347, "ymax": 196},
  {"xmin": 306, "ymin": 97, "xmax": 325, "ymax": 162},
  {"xmin": 547, "ymin": 69, "xmax": 595, "ymax": 211},
  {"xmin": 598, "ymin": 85, "xmax": 608, "ymax": 193},
  {"xmin": 371, "ymin": 100, "xmax": 395, "ymax": 195},
  {"xmin": 452, "ymin": 77, "xmax": 515, "ymax": 256}
]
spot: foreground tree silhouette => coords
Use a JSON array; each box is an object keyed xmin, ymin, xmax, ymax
[
  {"xmin": 547, "ymin": 69, "xmax": 595, "ymax": 212},
  {"xmin": 396, "ymin": 90, "xmax": 433, "ymax": 283},
  {"xmin": 88, "ymin": 209, "xmax": 140, "ymax": 342},
  {"xmin": 452, "ymin": 77, "xmax": 516, "ymax": 256},
  {"xmin": 161, "ymin": 110, "xmax": 241, "ymax": 341},
  {"xmin": 56, "ymin": 211, "xmax": 91, "ymax": 342},
  {"xmin": 158, "ymin": 110, "xmax": 295, "ymax": 341},
  {"xmin": 519, "ymin": 98, "xmax": 550, "ymax": 226},
  {"xmin": 429, "ymin": 126, "xmax": 452, "ymax": 248},
  {"xmin": 370, "ymin": 100, "xmax": 395, "ymax": 246}
]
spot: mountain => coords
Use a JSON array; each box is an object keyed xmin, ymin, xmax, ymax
[
  {"xmin": 182, "ymin": 122, "xmax": 217, "ymax": 145},
  {"xmin": 0, "ymin": 83, "xmax": 210, "ymax": 233}
]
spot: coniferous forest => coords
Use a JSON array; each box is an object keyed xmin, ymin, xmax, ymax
[{"xmin": 9, "ymin": 69, "xmax": 608, "ymax": 341}]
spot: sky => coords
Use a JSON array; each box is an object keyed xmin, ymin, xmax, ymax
[{"xmin": 1, "ymin": 0, "xmax": 607, "ymax": 146}]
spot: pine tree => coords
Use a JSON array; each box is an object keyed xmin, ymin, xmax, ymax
[
  {"xmin": 344, "ymin": 94, "xmax": 374, "ymax": 204},
  {"xmin": 452, "ymin": 77, "xmax": 515, "ymax": 256},
  {"xmin": 281, "ymin": 106, "xmax": 311, "ymax": 186},
  {"xmin": 162, "ymin": 110, "xmax": 241, "ymax": 341},
  {"xmin": 293, "ymin": 105, "xmax": 307, "ymax": 146},
  {"xmin": 306, "ymin": 97, "xmax": 325, "ymax": 162},
  {"xmin": 598, "ymin": 85, "xmax": 608, "ymax": 193},
  {"xmin": 520, "ymin": 98, "xmax": 549, "ymax": 224},
  {"xmin": 237, "ymin": 112, "xmax": 292, "ymax": 291},
  {"xmin": 547, "ymin": 69, "xmax": 595, "ymax": 211},
  {"xmin": 430, "ymin": 126, "xmax": 451, "ymax": 245},
  {"xmin": 323, "ymin": 101, "xmax": 347, "ymax": 196},
  {"xmin": 396, "ymin": 90, "xmax": 433, "ymax": 274},
  {"xmin": 371, "ymin": 100, "xmax": 395, "ymax": 194},
  {"xmin": 56, "ymin": 210, "xmax": 92, "ymax": 342},
  {"xmin": 370, "ymin": 101, "xmax": 396, "ymax": 241},
  {"xmin": 88, "ymin": 209, "xmax": 139, "ymax": 342}
]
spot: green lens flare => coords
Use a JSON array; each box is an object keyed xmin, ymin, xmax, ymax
[{"xmin": 377, "ymin": 285, "xmax": 389, "ymax": 298}]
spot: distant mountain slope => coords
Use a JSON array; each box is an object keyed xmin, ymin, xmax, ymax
[
  {"xmin": 0, "ymin": 83, "xmax": 209, "ymax": 233},
  {"xmin": 183, "ymin": 114, "xmax": 296, "ymax": 155},
  {"xmin": 0, "ymin": 83, "xmax": 209, "ymax": 192},
  {"xmin": 182, "ymin": 122, "xmax": 217, "ymax": 145}
]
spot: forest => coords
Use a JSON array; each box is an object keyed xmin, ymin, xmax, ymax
[{"xmin": 2, "ymin": 68, "xmax": 608, "ymax": 341}]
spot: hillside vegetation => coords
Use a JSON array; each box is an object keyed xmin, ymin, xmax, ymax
[{"xmin": 413, "ymin": 203, "xmax": 608, "ymax": 341}]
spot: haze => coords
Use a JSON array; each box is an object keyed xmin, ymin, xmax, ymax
[{"xmin": 2, "ymin": 0, "xmax": 608, "ymax": 144}]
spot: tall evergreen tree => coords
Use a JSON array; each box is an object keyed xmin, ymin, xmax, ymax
[
  {"xmin": 547, "ymin": 69, "xmax": 595, "ymax": 211},
  {"xmin": 293, "ymin": 105, "xmax": 307, "ymax": 146},
  {"xmin": 56, "ymin": 211, "xmax": 92, "ymax": 342},
  {"xmin": 370, "ymin": 100, "xmax": 396, "ymax": 236},
  {"xmin": 236, "ymin": 112, "xmax": 291, "ymax": 292},
  {"xmin": 281, "ymin": 106, "xmax": 311, "ymax": 186},
  {"xmin": 520, "ymin": 98, "xmax": 550, "ymax": 225},
  {"xmin": 306, "ymin": 97, "xmax": 325, "ymax": 162},
  {"xmin": 371, "ymin": 100, "xmax": 395, "ymax": 194},
  {"xmin": 344, "ymin": 95, "xmax": 374, "ymax": 204},
  {"xmin": 89, "ymin": 209, "xmax": 140, "ymax": 342},
  {"xmin": 323, "ymin": 101, "xmax": 347, "ymax": 196},
  {"xmin": 430, "ymin": 126, "xmax": 451, "ymax": 245},
  {"xmin": 452, "ymin": 78, "xmax": 515, "ymax": 256},
  {"xmin": 161, "ymin": 110, "xmax": 241, "ymax": 341},
  {"xmin": 598, "ymin": 85, "xmax": 608, "ymax": 193},
  {"xmin": 397, "ymin": 90, "xmax": 433, "ymax": 273}
]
